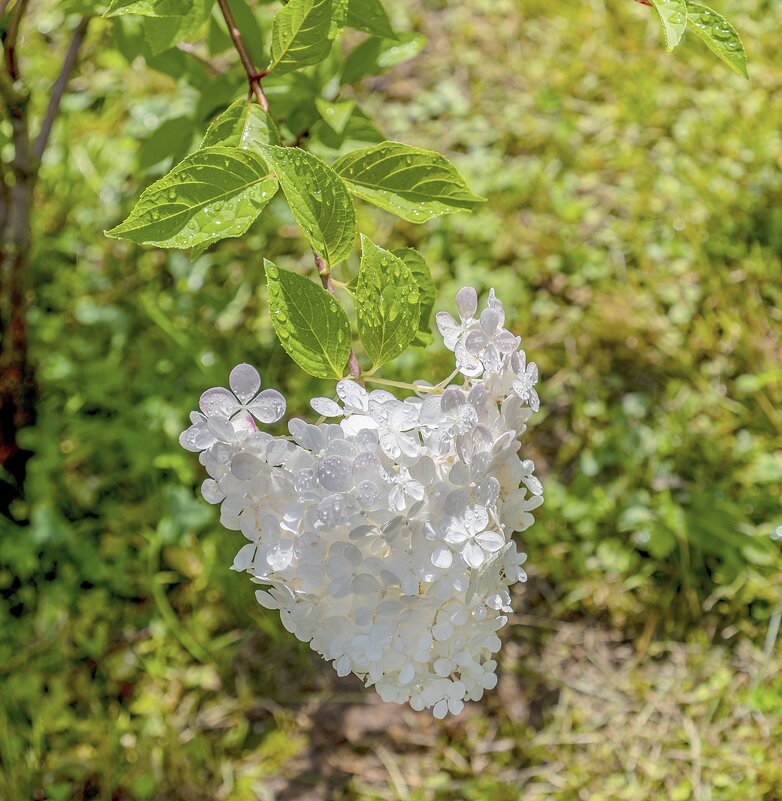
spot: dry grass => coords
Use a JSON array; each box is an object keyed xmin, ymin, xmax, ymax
[{"xmin": 213, "ymin": 614, "xmax": 782, "ymax": 801}]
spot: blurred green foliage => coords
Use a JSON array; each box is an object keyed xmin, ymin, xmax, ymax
[{"xmin": 1, "ymin": 0, "xmax": 781, "ymax": 799}]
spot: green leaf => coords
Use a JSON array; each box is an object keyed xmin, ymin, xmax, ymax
[
  {"xmin": 122, "ymin": 26, "xmax": 210, "ymax": 85},
  {"xmin": 259, "ymin": 145, "xmax": 356, "ymax": 265},
  {"xmin": 207, "ymin": 10, "xmax": 233, "ymax": 53},
  {"xmin": 649, "ymin": 0, "xmax": 687, "ymax": 52},
  {"xmin": 264, "ymin": 260, "xmax": 352, "ymax": 378},
  {"xmin": 686, "ymin": 2, "xmax": 747, "ymax": 77},
  {"xmin": 355, "ymin": 237, "xmax": 420, "ymax": 367},
  {"xmin": 141, "ymin": 0, "xmax": 213, "ymax": 54},
  {"xmin": 342, "ymin": 32, "xmax": 426, "ymax": 84},
  {"xmin": 201, "ymin": 98, "xmax": 280, "ymax": 149},
  {"xmin": 315, "ymin": 98, "xmax": 355, "ymax": 134},
  {"xmin": 268, "ymin": 0, "xmax": 333, "ymax": 75},
  {"xmin": 393, "ymin": 247, "xmax": 434, "ymax": 346},
  {"xmin": 106, "ymin": 146, "xmax": 278, "ymax": 249},
  {"xmin": 346, "ymin": 0, "xmax": 396, "ymax": 39},
  {"xmin": 333, "ymin": 141, "xmax": 485, "ymax": 223},
  {"xmin": 105, "ymin": 0, "xmax": 182, "ymax": 17}
]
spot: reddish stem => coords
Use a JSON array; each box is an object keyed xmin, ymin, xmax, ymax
[{"xmin": 216, "ymin": 0, "xmax": 269, "ymax": 112}]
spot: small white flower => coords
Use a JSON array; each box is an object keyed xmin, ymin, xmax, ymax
[
  {"xmin": 512, "ymin": 351, "xmax": 540, "ymax": 412},
  {"xmin": 202, "ymin": 363, "xmax": 286, "ymax": 424},
  {"xmin": 388, "ymin": 468, "xmax": 425, "ymax": 512},
  {"xmin": 435, "ymin": 286, "xmax": 478, "ymax": 350},
  {"xmin": 373, "ymin": 399, "xmax": 421, "ymax": 460},
  {"xmin": 464, "ymin": 306, "xmax": 520, "ymax": 374}
]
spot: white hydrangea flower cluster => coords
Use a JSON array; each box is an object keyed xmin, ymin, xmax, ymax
[{"xmin": 180, "ymin": 287, "xmax": 542, "ymax": 718}]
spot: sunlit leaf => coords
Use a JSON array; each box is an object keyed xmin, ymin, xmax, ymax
[
  {"xmin": 106, "ymin": 146, "xmax": 277, "ymax": 249},
  {"xmin": 315, "ymin": 98, "xmax": 355, "ymax": 134},
  {"xmin": 686, "ymin": 2, "xmax": 748, "ymax": 77},
  {"xmin": 268, "ymin": 0, "xmax": 333, "ymax": 75},
  {"xmin": 649, "ymin": 0, "xmax": 687, "ymax": 52},
  {"xmin": 333, "ymin": 141, "xmax": 485, "ymax": 222},
  {"xmin": 393, "ymin": 247, "xmax": 434, "ymax": 346},
  {"xmin": 264, "ymin": 260, "xmax": 352, "ymax": 378},
  {"xmin": 105, "ymin": 0, "xmax": 183, "ymax": 17},
  {"xmin": 141, "ymin": 0, "xmax": 213, "ymax": 54},
  {"xmin": 346, "ymin": 0, "xmax": 396, "ymax": 39},
  {"xmin": 260, "ymin": 145, "xmax": 356, "ymax": 265},
  {"xmin": 355, "ymin": 237, "xmax": 420, "ymax": 367},
  {"xmin": 342, "ymin": 32, "xmax": 426, "ymax": 84},
  {"xmin": 201, "ymin": 98, "xmax": 280, "ymax": 149}
]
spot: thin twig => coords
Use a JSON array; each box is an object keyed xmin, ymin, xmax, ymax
[
  {"xmin": 362, "ymin": 376, "xmax": 445, "ymax": 394},
  {"xmin": 32, "ymin": 16, "xmax": 90, "ymax": 162},
  {"xmin": 216, "ymin": 0, "xmax": 269, "ymax": 112}
]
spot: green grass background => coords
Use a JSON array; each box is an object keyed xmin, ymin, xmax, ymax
[{"xmin": 1, "ymin": 0, "xmax": 781, "ymax": 799}]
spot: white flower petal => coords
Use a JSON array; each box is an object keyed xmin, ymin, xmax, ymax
[
  {"xmin": 529, "ymin": 387, "xmax": 540, "ymax": 413},
  {"xmin": 527, "ymin": 362, "xmax": 539, "ymax": 383},
  {"xmin": 207, "ymin": 416, "xmax": 236, "ymax": 443},
  {"xmin": 475, "ymin": 477, "xmax": 500, "ymax": 508},
  {"xmin": 392, "ymin": 402, "xmax": 420, "ymax": 431},
  {"xmin": 229, "ymin": 364, "xmax": 261, "ymax": 402},
  {"xmin": 311, "ymin": 397, "xmax": 343, "ymax": 417},
  {"xmin": 455, "ymin": 286, "xmax": 478, "ymax": 320},
  {"xmin": 481, "ymin": 344, "xmax": 502, "ymax": 374},
  {"xmin": 254, "ymin": 588, "xmax": 280, "ymax": 609},
  {"xmin": 248, "ymin": 389, "xmax": 286, "ymax": 424},
  {"xmin": 318, "ymin": 455, "xmax": 354, "ymax": 492},
  {"xmin": 201, "ymin": 478, "xmax": 224, "ymax": 504},
  {"xmin": 433, "ymin": 699, "xmax": 448, "ymax": 719},
  {"xmin": 232, "ymin": 543, "xmax": 256, "ymax": 571},
  {"xmin": 179, "ymin": 424, "xmax": 215, "ymax": 452},
  {"xmin": 441, "ymin": 386, "xmax": 467, "ymax": 414},
  {"xmin": 497, "ymin": 331, "xmax": 520, "ymax": 353},
  {"xmin": 341, "ymin": 414, "xmax": 378, "ymax": 436},
  {"xmin": 199, "ymin": 387, "xmax": 240, "ymax": 419},
  {"xmin": 463, "ymin": 504, "xmax": 489, "ymax": 534},
  {"xmin": 479, "ymin": 307, "xmax": 502, "ymax": 336},
  {"xmin": 379, "ymin": 432, "xmax": 401, "ymax": 460},
  {"xmin": 396, "ymin": 432, "xmax": 422, "ymax": 460},
  {"xmin": 455, "ymin": 342, "xmax": 483, "ymax": 377},
  {"xmin": 232, "ymin": 453, "xmax": 264, "ymax": 481},
  {"xmin": 462, "ymin": 541, "xmax": 486, "ymax": 569},
  {"xmin": 435, "ymin": 312, "xmax": 461, "ymax": 350},
  {"xmin": 464, "ymin": 329, "xmax": 488, "ymax": 357},
  {"xmin": 476, "ymin": 530, "xmax": 505, "ymax": 553},
  {"xmin": 336, "ymin": 379, "xmax": 368, "ymax": 412},
  {"xmin": 432, "ymin": 545, "xmax": 453, "ymax": 569}
]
